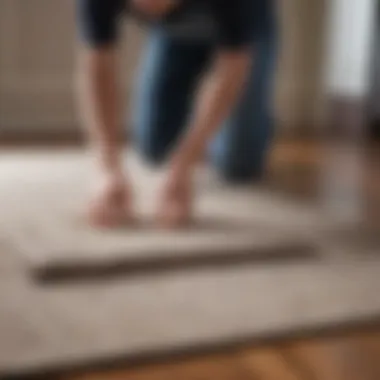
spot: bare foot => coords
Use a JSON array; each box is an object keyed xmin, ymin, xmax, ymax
[
  {"xmin": 156, "ymin": 172, "xmax": 193, "ymax": 229},
  {"xmin": 86, "ymin": 172, "xmax": 134, "ymax": 228}
]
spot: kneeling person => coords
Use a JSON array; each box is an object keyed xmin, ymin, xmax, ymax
[{"xmin": 76, "ymin": 0, "xmax": 256, "ymax": 228}]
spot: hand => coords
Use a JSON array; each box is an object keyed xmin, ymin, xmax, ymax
[
  {"xmin": 86, "ymin": 169, "xmax": 134, "ymax": 228},
  {"xmin": 155, "ymin": 165, "xmax": 193, "ymax": 229}
]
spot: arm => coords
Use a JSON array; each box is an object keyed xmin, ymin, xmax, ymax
[
  {"xmin": 168, "ymin": 0, "xmax": 254, "ymax": 176},
  {"xmin": 76, "ymin": 0, "xmax": 124, "ymax": 176},
  {"xmin": 77, "ymin": 46, "xmax": 123, "ymax": 174},
  {"xmin": 76, "ymin": 0, "xmax": 132, "ymax": 227},
  {"xmin": 169, "ymin": 49, "xmax": 252, "ymax": 175}
]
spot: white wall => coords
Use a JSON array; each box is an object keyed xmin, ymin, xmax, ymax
[{"xmin": 323, "ymin": 0, "xmax": 377, "ymax": 97}]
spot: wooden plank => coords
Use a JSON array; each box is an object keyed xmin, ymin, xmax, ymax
[
  {"xmin": 284, "ymin": 331, "xmax": 380, "ymax": 380},
  {"xmin": 66, "ymin": 329, "xmax": 380, "ymax": 380},
  {"xmin": 238, "ymin": 347, "xmax": 302, "ymax": 380},
  {"xmin": 349, "ymin": 330, "xmax": 380, "ymax": 380},
  {"xmin": 163, "ymin": 354, "xmax": 252, "ymax": 380}
]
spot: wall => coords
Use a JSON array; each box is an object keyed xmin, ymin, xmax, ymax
[
  {"xmin": 368, "ymin": 0, "xmax": 380, "ymax": 120},
  {"xmin": 0, "ymin": 0, "xmax": 145, "ymax": 133},
  {"xmin": 0, "ymin": 0, "xmax": 77, "ymax": 131},
  {"xmin": 275, "ymin": 0, "xmax": 327, "ymax": 131},
  {"xmin": 323, "ymin": 0, "xmax": 376, "ymax": 98},
  {"xmin": 0, "ymin": 0, "xmax": 326, "ymax": 134}
]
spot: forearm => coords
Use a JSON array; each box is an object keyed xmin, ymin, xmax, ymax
[
  {"xmin": 170, "ymin": 51, "xmax": 252, "ymax": 172},
  {"xmin": 77, "ymin": 47, "xmax": 123, "ymax": 173}
]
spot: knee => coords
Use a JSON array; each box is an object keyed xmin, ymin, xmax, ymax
[
  {"xmin": 210, "ymin": 141, "xmax": 270, "ymax": 184},
  {"xmin": 134, "ymin": 135, "xmax": 168, "ymax": 167},
  {"xmin": 215, "ymin": 162, "xmax": 266, "ymax": 184}
]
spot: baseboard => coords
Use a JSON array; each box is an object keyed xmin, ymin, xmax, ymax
[
  {"xmin": 0, "ymin": 107, "xmax": 371, "ymax": 148},
  {"xmin": 0, "ymin": 125, "xmax": 322, "ymax": 148},
  {"xmin": 0, "ymin": 128, "xmax": 84, "ymax": 147}
]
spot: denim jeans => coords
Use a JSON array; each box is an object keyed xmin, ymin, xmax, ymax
[{"xmin": 132, "ymin": 3, "xmax": 277, "ymax": 182}]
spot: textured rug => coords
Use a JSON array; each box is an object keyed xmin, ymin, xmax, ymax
[
  {"xmin": 0, "ymin": 150, "xmax": 317, "ymax": 281},
  {"xmin": 1, "ymin": 242, "xmax": 380, "ymax": 379},
  {"xmin": 2, "ymin": 149, "xmax": 380, "ymax": 379}
]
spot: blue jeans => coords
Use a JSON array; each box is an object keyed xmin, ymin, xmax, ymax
[{"xmin": 132, "ymin": 8, "xmax": 277, "ymax": 182}]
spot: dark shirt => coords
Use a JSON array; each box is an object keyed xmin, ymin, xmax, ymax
[
  {"xmin": 156, "ymin": 0, "xmax": 254, "ymax": 48},
  {"xmin": 77, "ymin": 0, "xmax": 269, "ymax": 49}
]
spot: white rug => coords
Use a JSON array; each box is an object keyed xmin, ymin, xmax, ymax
[{"xmin": 0, "ymin": 149, "xmax": 379, "ymax": 379}]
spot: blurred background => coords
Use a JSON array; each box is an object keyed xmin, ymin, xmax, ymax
[
  {"xmin": 0, "ymin": 0, "xmax": 377, "ymax": 139},
  {"xmin": 0, "ymin": 1, "xmax": 380, "ymax": 380}
]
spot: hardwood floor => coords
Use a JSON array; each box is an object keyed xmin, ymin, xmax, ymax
[{"xmin": 66, "ymin": 329, "xmax": 380, "ymax": 380}]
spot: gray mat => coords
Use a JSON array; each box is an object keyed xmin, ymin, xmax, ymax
[
  {"xmin": 1, "ymin": 150, "xmax": 380, "ymax": 378},
  {"xmin": 0, "ymin": 150, "xmax": 318, "ymax": 281}
]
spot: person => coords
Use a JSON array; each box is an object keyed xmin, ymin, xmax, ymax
[
  {"xmin": 133, "ymin": 1, "xmax": 277, "ymax": 183},
  {"xmin": 76, "ymin": 0, "xmax": 275, "ymax": 228}
]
